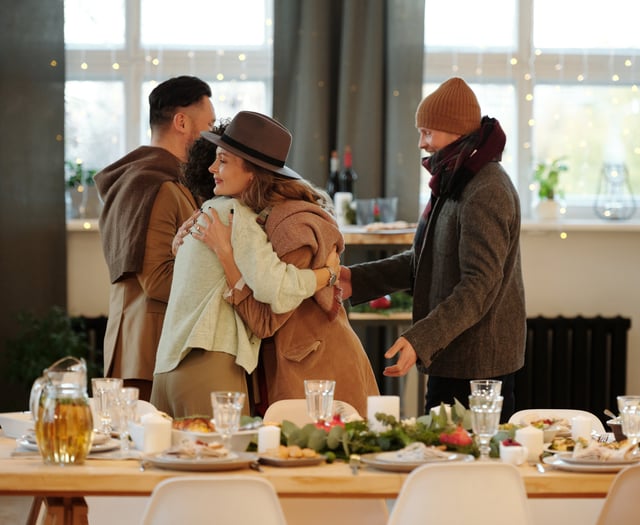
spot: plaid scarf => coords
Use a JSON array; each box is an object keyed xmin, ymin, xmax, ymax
[{"xmin": 416, "ymin": 116, "xmax": 506, "ymax": 231}]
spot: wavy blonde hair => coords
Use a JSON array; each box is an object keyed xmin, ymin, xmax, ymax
[{"xmin": 239, "ymin": 161, "xmax": 335, "ymax": 217}]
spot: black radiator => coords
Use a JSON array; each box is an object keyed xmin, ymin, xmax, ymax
[{"xmin": 515, "ymin": 316, "xmax": 631, "ymax": 423}]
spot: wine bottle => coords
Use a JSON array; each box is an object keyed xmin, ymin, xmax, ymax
[
  {"xmin": 339, "ymin": 145, "xmax": 358, "ymax": 195},
  {"xmin": 326, "ymin": 150, "xmax": 340, "ymax": 199}
]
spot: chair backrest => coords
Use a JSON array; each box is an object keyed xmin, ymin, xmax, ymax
[
  {"xmin": 509, "ymin": 408, "xmax": 605, "ymax": 435},
  {"xmin": 263, "ymin": 399, "xmax": 362, "ymax": 426},
  {"xmin": 387, "ymin": 462, "xmax": 533, "ymax": 525},
  {"xmin": 140, "ymin": 475, "xmax": 288, "ymax": 525},
  {"xmin": 595, "ymin": 463, "xmax": 640, "ymax": 525}
]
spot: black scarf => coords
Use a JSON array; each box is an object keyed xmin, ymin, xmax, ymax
[{"xmin": 414, "ymin": 117, "xmax": 506, "ymax": 242}]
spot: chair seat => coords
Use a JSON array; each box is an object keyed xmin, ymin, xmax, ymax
[{"xmin": 140, "ymin": 475, "xmax": 287, "ymax": 525}]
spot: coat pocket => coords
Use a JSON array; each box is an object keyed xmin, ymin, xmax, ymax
[{"xmin": 281, "ymin": 340, "xmax": 321, "ymax": 363}]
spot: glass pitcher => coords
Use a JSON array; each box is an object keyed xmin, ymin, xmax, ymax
[{"xmin": 29, "ymin": 356, "xmax": 93, "ymax": 465}]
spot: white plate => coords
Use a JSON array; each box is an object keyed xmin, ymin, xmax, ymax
[
  {"xmin": 0, "ymin": 412, "xmax": 34, "ymax": 439},
  {"xmin": 557, "ymin": 453, "xmax": 640, "ymax": 466},
  {"xmin": 542, "ymin": 455, "xmax": 630, "ymax": 473},
  {"xmin": 16, "ymin": 436, "xmax": 121, "ymax": 454},
  {"xmin": 360, "ymin": 452, "xmax": 474, "ymax": 472},
  {"xmin": 143, "ymin": 451, "xmax": 257, "ymax": 472}
]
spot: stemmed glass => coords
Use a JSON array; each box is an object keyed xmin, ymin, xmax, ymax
[
  {"xmin": 469, "ymin": 394, "xmax": 503, "ymax": 461},
  {"xmin": 211, "ymin": 391, "xmax": 246, "ymax": 452},
  {"xmin": 304, "ymin": 380, "xmax": 336, "ymax": 427},
  {"xmin": 117, "ymin": 387, "xmax": 138, "ymax": 456},
  {"xmin": 617, "ymin": 395, "xmax": 640, "ymax": 456},
  {"xmin": 470, "ymin": 379, "xmax": 502, "ymax": 398},
  {"xmin": 91, "ymin": 377, "xmax": 123, "ymax": 436}
]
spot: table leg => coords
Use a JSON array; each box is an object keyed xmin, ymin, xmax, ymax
[
  {"xmin": 42, "ymin": 497, "xmax": 88, "ymax": 525},
  {"xmin": 26, "ymin": 496, "xmax": 44, "ymax": 525}
]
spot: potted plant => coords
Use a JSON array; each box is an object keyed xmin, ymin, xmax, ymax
[
  {"xmin": 65, "ymin": 160, "xmax": 101, "ymax": 219},
  {"xmin": 532, "ymin": 157, "xmax": 568, "ymax": 219}
]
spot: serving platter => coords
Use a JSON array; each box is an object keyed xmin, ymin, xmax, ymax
[
  {"xmin": 258, "ymin": 455, "xmax": 325, "ymax": 467},
  {"xmin": 142, "ymin": 451, "xmax": 257, "ymax": 472},
  {"xmin": 542, "ymin": 455, "xmax": 631, "ymax": 473},
  {"xmin": 557, "ymin": 452, "xmax": 640, "ymax": 466},
  {"xmin": 360, "ymin": 452, "xmax": 474, "ymax": 472}
]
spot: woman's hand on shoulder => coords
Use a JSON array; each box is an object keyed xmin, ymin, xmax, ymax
[
  {"xmin": 172, "ymin": 209, "xmax": 201, "ymax": 255},
  {"xmin": 192, "ymin": 207, "xmax": 233, "ymax": 259}
]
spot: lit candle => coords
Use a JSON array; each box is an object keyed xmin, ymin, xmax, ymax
[
  {"xmin": 367, "ymin": 395, "xmax": 400, "ymax": 432},
  {"xmin": 258, "ymin": 425, "xmax": 281, "ymax": 453}
]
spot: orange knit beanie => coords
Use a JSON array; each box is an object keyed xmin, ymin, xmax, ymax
[{"xmin": 415, "ymin": 77, "xmax": 481, "ymax": 136}]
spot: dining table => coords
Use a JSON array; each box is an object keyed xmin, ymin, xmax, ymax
[{"xmin": 0, "ymin": 431, "xmax": 617, "ymax": 525}]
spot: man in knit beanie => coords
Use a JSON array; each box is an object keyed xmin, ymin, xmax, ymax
[{"xmin": 343, "ymin": 77, "xmax": 526, "ymax": 422}]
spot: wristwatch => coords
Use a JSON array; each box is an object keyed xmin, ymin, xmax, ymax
[{"xmin": 324, "ymin": 266, "xmax": 337, "ymax": 287}]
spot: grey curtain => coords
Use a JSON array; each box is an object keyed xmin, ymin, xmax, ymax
[
  {"xmin": 0, "ymin": 0, "xmax": 66, "ymax": 410},
  {"xmin": 273, "ymin": 0, "xmax": 425, "ymax": 221}
]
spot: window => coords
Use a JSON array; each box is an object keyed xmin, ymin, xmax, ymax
[
  {"xmin": 423, "ymin": 0, "xmax": 640, "ymax": 218},
  {"xmin": 64, "ymin": 0, "xmax": 274, "ymax": 175}
]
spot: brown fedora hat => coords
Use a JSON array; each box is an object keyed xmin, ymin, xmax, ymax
[{"xmin": 201, "ymin": 111, "xmax": 301, "ymax": 179}]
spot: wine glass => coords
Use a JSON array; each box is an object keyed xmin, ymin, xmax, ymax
[
  {"xmin": 91, "ymin": 377, "xmax": 123, "ymax": 436},
  {"xmin": 617, "ymin": 395, "xmax": 640, "ymax": 456},
  {"xmin": 117, "ymin": 387, "xmax": 138, "ymax": 457},
  {"xmin": 470, "ymin": 379, "xmax": 502, "ymax": 399},
  {"xmin": 469, "ymin": 394, "xmax": 503, "ymax": 461},
  {"xmin": 211, "ymin": 391, "xmax": 245, "ymax": 451},
  {"xmin": 304, "ymin": 380, "xmax": 335, "ymax": 426}
]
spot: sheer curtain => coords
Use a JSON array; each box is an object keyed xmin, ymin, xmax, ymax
[{"xmin": 273, "ymin": 0, "xmax": 425, "ymax": 221}]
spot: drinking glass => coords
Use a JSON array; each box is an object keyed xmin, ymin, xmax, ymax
[
  {"xmin": 91, "ymin": 377, "xmax": 123, "ymax": 435},
  {"xmin": 211, "ymin": 391, "xmax": 245, "ymax": 451},
  {"xmin": 304, "ymin": 379, "xmax": 336, "ymax": 425},
  {"xmin": 469, "ymin": 394, "xmax": 503, "ymax": 460},
  {"xmin": 117, "ymin": 387, "xmax": 139, "ymax": 456},
  {"xmin": 617, "ymin": 395, "xmax": 640, "ymax": 455},
  {"xmin": 470, "ymin": 379, "xmax": 502, "ymax": 399}
]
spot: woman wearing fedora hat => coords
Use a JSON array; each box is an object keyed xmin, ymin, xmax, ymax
[
  {"xmin": 182, "ymin": 111, "xmax": 379, "ymax": 416},
  {"xmin": 150, "ymin": 114, "xmax": 344, "ymax": 418}
]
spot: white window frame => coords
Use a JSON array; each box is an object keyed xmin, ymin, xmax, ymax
[{"xmin": 423, "ymin": 0, "xmax": 639, "ymax": 219}]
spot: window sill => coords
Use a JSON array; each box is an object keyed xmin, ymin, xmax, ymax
[
  {"xmin": 66, "ymin": 217, "xmax": 640, "ymax": 234},
  {"xmin": 67, "ymin": 218, "xmax": 99, "ymax": 232}
]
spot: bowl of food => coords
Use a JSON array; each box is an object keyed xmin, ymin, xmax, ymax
[
  {"xmin": 607, "ymin": 418, "xmax": 626, "ymax": 442},
  {"xmin": 171, "ymin": 416, "xmax": 258, "ymax": 452}
]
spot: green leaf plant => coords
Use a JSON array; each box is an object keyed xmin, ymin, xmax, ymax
[{"xmin": 533, "ymin": 157, "xmax": 568, "ymax": 200}]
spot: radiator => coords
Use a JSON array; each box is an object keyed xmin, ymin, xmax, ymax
[{"xmin": 515, "ymin": 316, "xmax": 631, "ymax": 422}]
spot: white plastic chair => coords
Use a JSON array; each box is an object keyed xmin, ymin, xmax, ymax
[
  {"xmin": 263, "ymin": 398, "xmax": 363, "ymax": 425},
  {"xmin": 140, "ymin": 475, "xmax": 287, "ymax": 525},
  {"xmin": 262, "ymin": 399, "xmax": 386, "ymax": 525},
  {"xmin": 387, "ymin": 462, "xmax": 534, "ymax": 525},
  {"xmin": 595, "ymin": 463, "xmax": 640, "ymax": 525},
  {"xmin": 509, "ymin": 408, "xmax": 605, "ymax": 435}
]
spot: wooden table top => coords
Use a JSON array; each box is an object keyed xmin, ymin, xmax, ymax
[
  {"xmin": 341, "ymin": 226, "xmax": 415, "ymax": 246},
  {"xmin": 0, "ymin": 434, "xmax": 615, "ymax": 499}
]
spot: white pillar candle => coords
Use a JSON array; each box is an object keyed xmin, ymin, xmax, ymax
[
  {"xmin": 141, "ymin": 412, "xmax": 172, "ymax": 454},
  {"xmin": 258, "ymin": 425, "xmax": 281, "ymax": 453},
  {"xmin": 367, "ymin": 395, "xmax": 400, "ymax": 432},
  {"xmin": 514, "ymin": 425, "xmax": 544, "ymax": 462},
  {"xmin": 571, "ymin": 415, "xmax": 592, "ymax": 441}
]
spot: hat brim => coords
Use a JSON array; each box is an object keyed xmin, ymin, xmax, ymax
[{"xmin": 201, "ymin": 131, "xmax": 301, "ymax": 180}]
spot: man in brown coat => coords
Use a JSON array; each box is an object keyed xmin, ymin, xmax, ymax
[{"xmin": 95, "ymin": 76, "xmax": 215, "ymax": 400}]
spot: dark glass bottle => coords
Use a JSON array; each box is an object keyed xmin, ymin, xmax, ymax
[
  {"xmin": 339, "ymin": 145, "xmax": 357, "ymax": 195},
  {"xmin": 326, "ymin": 150, "xmax": 340, "ymax": 199}
]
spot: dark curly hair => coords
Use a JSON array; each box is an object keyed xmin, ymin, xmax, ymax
[{"xmin": 183, "ymin": 119, "xmax": 229, "ymax": 206}]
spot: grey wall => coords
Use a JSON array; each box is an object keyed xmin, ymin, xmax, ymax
[{"xmin": 0, "ymin": 0, "xmax": 66, "ymax": 410}]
